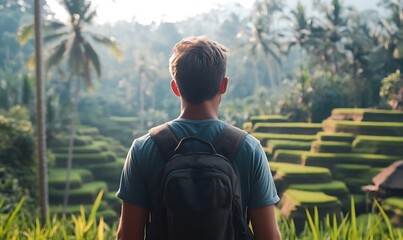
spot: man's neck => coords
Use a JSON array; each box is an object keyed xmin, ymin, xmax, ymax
[{"xmin": 179, "ymin": 100, "xmax": 219, "ymax": 120}]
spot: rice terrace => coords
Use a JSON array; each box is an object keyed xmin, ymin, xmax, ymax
[{"xmin": 1, "ymin": 0, "xmax": 403, "ymax": 239}]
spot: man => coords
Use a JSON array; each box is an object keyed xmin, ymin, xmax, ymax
[{"xmin": 116, "ymin": 36, "xmax": 281, "ymax": 240}]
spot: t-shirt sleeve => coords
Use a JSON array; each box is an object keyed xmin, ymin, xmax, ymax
[
  {"xmin": 248, "ymin": 143, "xmax": 280, "ymax": 209},
  {"xmin": 116, "ymin": 142, "xmax": 149, "ymax": 208}
]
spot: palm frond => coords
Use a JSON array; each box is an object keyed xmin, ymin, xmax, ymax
[
  {"xmin": 44, "ymin": 32, "xmax": 70, "ymax": 44},
  {"xmin": 44, "ymin": 20, "xmax": 67, "ymax": 31},
  {"xmin": 90, "ymin": 33, "xmax": 123, "ymax": 61},
  {"xmin": 83, "ymin": 41, "xmax": 101, "ymax": 77},
  {"xmin": 46, "ymin": 40, "xmax": 68, "ymax": 72},
  {"xmin": 84, "ymin": 9, "xmax": 97, "ymax": 23},
  {"xmin": 17, "ymin": 24, "xmax": 34, "ymax": 45}
]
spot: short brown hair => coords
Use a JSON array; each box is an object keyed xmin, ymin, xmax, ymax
[{"xmin": 169, "ymin": 36, "xmax": 229, "ymax": 105}]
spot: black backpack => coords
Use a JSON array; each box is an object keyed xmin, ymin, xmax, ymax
[{"xmin": 145, "ymin": 123, "xmax": 255, "ymax": 240}]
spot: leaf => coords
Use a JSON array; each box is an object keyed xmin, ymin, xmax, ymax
[
  {"xmin": 46, "ymin": 40, "xmax": 68, "ymax": 72},
  {"xmin": 374, "ymin": 199, "xmax": 395, "ymax": 240},
  {"xmin": 83, "ymin": 41, "xmax": 101, "ymax": 77},
  {"xmin": 5, "ymin": 196, "xmax": 25, "ymax": 232},
  {"xmin": 44, "ymin": 32, "xmax": 69, "ymax": 43},
  {"xmin": 17, "ymin": 24, "xmax": 34, "ymax": 45},
  {"xmin": 89, "ymin": 190, "xmax": 104, "ymax": 222},
  {"xmin": 305, "ymin": 208, "xmax": 319, "ymax": 240},
  {"xmin": 44, "ymin": 21, "xmax": 67, "ymax": 31},
  {"xmin": 97, "ymin": 217, "xmax": 104, "ymax": 240},
  {"xmin": 350, "ymin": 196, "xmax": 357, "ymax": 238},
  {"xmin": 90, "ymin": 33, "xmax": 123, "ymax": 61}
]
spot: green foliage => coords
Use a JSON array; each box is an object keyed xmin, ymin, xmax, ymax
[
  {"xmin": 316, "ymin": 132, "xmax": 355, "ymax": 143},
  {"xmin": 311, "ymin": 141, "xmax": 352, "ymax": 153},
  {"xmin": 267, "ymin": 140, "xmax": 312, "ymax": 155},
  {"xmin": 0, "ymin": 113, "xmax": 36, "ymax": 208},
  {"xmin": 380, "ymin": 70, "xmax": 403, "ymax": 110},
  {"xmin": 0, "ymin": 191, "xmax": 117, "ymax": 239},
  {"xmin": 1, "ymin": 193, "xmax": 402, "ymax": 239}
]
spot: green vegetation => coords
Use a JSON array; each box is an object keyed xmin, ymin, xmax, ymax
[
  {"xmin": 311, "ymin": 141, "xmax": 352, "ymax": 153},
  {"xmin": 303, "ymin": 152, "xmax": 400, "ymax": 168},
  {"xmin": 323, "ymin": 120, "xmax": 403, "ymax": 136},
  {"xmin": 316, "ymin": 131, "xmax": 355, "ymax": 143},
  {"xmin": 282, "ymin": 189, "xmax": 340, "ymax": 206},
  {"xmin": 54, "ymin": 151, "xmax": 117, "ymax": 167},
  {"xmin": 250, "ymin": 115, "xmax": 289, "ymax": 125},
  {"xmin": 332, "ymin": 164, "xmax": 372, "ymax": 179},
  {"xmin": 353, "ymin": 135, "xmax": 403, "ymax": 155},
  {"xmin": 331, "ymin": 108, "xmax": 403, "ymax": 122},
  {"xmin": 253, "ymin": 122, "xmax": 323, "ymax": 135},
  {"xmin": 267, "ymin": 140, "xmax": 312, "ymax": 155},
  {"xmin": 270, "ymin": 162, "xmax": 332, "ymax": 183},
  {"xmin": 48, "ymin": 169, "xmax": 90, "ymax": 189},
  {"xmin": 288, "ymin": 181, "xmax": 349, "ymax": 196},
  {"xmin": 3, "ymin": 193, "xmax": 402, "ymax": 239},
  {"xmin": 252, "ymin": 133, "xmax": 316, "ymax": 145},
  {"xmin": 49, "ymin": 181, "xmax": 107, "ymax": 205},
  {"xmin": 272, "ymin": 150, "xmax": 307, "ymax": 164},
  {"xmin": 383, "ymin": 197, "xmax": 403, "ymax": 218}
]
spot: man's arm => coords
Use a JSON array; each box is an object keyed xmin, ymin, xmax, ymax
[
  {"xmin": 117, "ymin": 201, "xmax": 148, "ymax": 240},
  {"xmin": 249, "ymin": 205, "xmax": 281, "ymax": 240}
]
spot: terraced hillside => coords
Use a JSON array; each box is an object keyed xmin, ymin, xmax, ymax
[
  {"xmin": 47, "ymin": 126, "xmax": 126, "ymax": 221},
  {"xmin": 244, "ymin": 109, "xmax": 403, "ymax": 229}
]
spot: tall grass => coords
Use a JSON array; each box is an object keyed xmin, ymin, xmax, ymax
[
  {"xmin": 1, "ymin": 193, "xmax": 402, "ymax": 239},
  {"xmin": 279, "ymin": 197, "xmax": 403, "ymax": 240},
  {"xmin": 0, "ymin": 191, "xmax": 116, "ymax": 240}
]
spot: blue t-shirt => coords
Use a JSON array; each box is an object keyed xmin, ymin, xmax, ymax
[{"xmin": 116, "ymin": 118, "xmax": 279, "ymax": 211}]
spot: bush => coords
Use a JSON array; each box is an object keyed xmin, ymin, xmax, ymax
[{"xmin": 0, "ymin": 114, "xmax": 36, "ymax": 206}]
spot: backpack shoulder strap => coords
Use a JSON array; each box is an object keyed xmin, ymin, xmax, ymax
[
  {"xmin": 149, "ymin": 123, "xmax": 179, "ymax": 160},
  {"xmin": 213, "ymin": 125, "xmax": 247, "ymax": 160}
]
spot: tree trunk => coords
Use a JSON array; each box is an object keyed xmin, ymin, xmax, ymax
[
  {"xmin": 63, "ymin": 78, "xmax": 80, "ymax": 213},
  {"xmin": 34, "ymin": 0, "xmax": 48, "ymax": 223}
]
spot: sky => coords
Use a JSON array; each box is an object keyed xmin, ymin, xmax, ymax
[
  {"xmin": 46, "ymin": 0, "xmax": 255, "ymax": 24},
  {"xmin": 46, "ymin": 0, "xmax": 380, "ymax": 25}
]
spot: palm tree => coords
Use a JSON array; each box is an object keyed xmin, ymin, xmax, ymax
[
  {"xmin": 134, "ymin": 53, "xmax": 159, "ymax": 129},
  {"xmin": 34, "ymin": 0, "xmax": 48, "ymax": 223},
  {"xmin": 283, "ymin": 1, "xmax": 314, "ymax": 101},
  {"xmin": 310, "ymin": 0, "xmax": 350, "ymax": 76},
  {"xmin": 343, "ymin": 10, "xmax": 377, "ymax": 107},
  {"xmin": 237, "ymin": 0, "xmax": 283, "ymax": 90},
  {"xmin": 19, "ymin": 0, "xmax": 122, "ymax": 211}
]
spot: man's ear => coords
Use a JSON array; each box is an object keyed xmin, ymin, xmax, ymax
[
  {"xmin": 219, "ymin": 77, "xmax": 228, "ymax": 94},
  {"xmin": 171, "ymin": 80, "xmax": 181, "ymax": 97}
]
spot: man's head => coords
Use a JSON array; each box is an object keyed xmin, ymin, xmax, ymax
[{"xmin": 169, "ymin": 36, "xmax": 229, "ymax": 105}]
